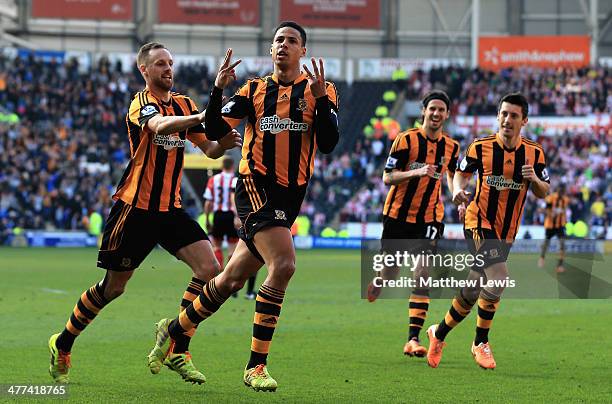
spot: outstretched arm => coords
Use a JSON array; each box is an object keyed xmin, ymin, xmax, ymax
[
  {"xmin": 146, "ymin": 112, "xmax": 205, "ymax": 137},
  {"xmin": 193, "ymin": 129, "xmax": 242, "ymax": 159}
]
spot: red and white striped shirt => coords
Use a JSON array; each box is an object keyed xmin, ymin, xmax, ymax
[{"xmin": 203, "ymin": 172, "xmax": 237, "ymax": 212}]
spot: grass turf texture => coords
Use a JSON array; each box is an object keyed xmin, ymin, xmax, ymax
[{"xmin": 1, "ymin": 247, "xmax": 610, "ymax": 403}]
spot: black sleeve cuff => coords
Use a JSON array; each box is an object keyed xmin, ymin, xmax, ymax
[{"xmin": 211, "ymin": 86, "xmax": 223, "ymax": 99}]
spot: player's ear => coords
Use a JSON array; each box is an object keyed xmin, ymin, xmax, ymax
[
  {"xmin": 301, "ymin": 46, "xmax": 307, "ymax": 57},
  {"xmin": 522, "ymin": 116, "xmax": 528, "ymax": 126},
  {"xmin": 269, "ymin": 46, "xmax": 273, "ymax": 55}
]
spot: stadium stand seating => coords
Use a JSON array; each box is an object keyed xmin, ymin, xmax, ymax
[{"xmin": 0, "ymin": 51, "xmax": 610, "ymax": 243}]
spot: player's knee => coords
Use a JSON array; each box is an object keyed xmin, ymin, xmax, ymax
[
  {"xmin": 217, "ymin": 267, "xmax": 247, "ymax": 293},
  {"xmin": 481, "ymin": 286, "xmax": 503, "ymax": 301},
  {"xmin": 228, "ymin": 278, "xmax": 247, "ymax": 293},
  {"xmin": 268, "ymin": 259, "xmax": 296, "ymax": 282},
  {"xmin": 224, "ymin": 272, "xmax": 247, "ymax": 293},
  {"xmin": 462, "ymin": 286, "xmax": 482, "ymax": 304},
  {"xmin": 193, "ymin": 260, "xmax": 221, "ymax": 280}
]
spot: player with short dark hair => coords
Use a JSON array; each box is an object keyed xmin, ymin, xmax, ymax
[
  {"xmin": 48, "ymin": 42, "xmax": 241, "ymax": 384},
  {"xmin": 427, "ymin": 92, "xmax": 549, "ymax": 370},
  {"xmin": 538, "ymin": 184, "xmax": 569, "ymax": 273},
  {"xmin": 368, "ymin": 90, "xmax": 461, "ymax": 357},
  {"xmin": 148, "ymin": 21, "xmax": 339, "ymax": 391}
]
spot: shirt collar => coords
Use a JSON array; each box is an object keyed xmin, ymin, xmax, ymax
[{"xmin": 495, "ymin": 132, "xmax": 522, "ymax": 151}]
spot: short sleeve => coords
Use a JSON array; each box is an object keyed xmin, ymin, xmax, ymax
[
  {"xmin": 534, "ymin": 148, "xmax": 550, "ymax": 183},
  {"xmin": 128, "ymin": 92, "xmax": 161, "ymax": 130},
  {"xmin": 384, "ymin": 134, "xmax": 410, "ymax": 173},
  {"xmin": 457, "ymin": 142, "xmax": 480, "ymax": 175}
]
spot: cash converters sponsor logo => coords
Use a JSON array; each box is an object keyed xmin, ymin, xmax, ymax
[
  {"xmin": 485, "ymin": 175, "xmax": 524, "ymax": 191},
  {"xmin": 153, "ymin": 134, "xmax": 185, "ymax": 150},
  {"xmin": 409, "ymin": 162, "xmax": 441, "ymax": 179},
  {"xmin": 259, "ymin": 115, "xmax": 309, "ymax": 134}
]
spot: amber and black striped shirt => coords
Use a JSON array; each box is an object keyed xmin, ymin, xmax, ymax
[
  {"xmin": 458, "ymin": 134, "xmax": 549, "ymax": 241},
  {"xmin": 218, "ymin": 73, "xmax": 339, "ymax": 187},
  {"xmin": 383, "ymin": 128, "xmax": 460, "ymax": 223},
  {"xmin": 113, "ymin": 89, "xmax": 207, "ymax": 211},
  {"xmin": 544, "ymin": 192, "xmax": 569, "ymax": 229}
]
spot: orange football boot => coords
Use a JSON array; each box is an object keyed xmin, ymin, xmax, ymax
[
  {"xmin": 426, "ymin": 325, "xmax": 446, "ymax": 368},
  {"xmin": 471, "ymin": 342, "xmax": 496, "ymax": 369},
  {"xmin": 403, "ymin": 338, "xmax": 427, "ymax": 357}
]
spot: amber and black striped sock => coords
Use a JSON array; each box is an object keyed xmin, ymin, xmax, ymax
[
  {"xmin": 55, "ymin": 280, "xmax": 110, "ymax": 352},
  {"xmin": 247, "ymin": 284, "xmax": 285, "ymax": 369},
  {"xmin": 408, "ymin": 289, "xmax": 429, "ymax": 340},
  {"xmin": 172, "ymin": 277, "xmax": 206, "ymax": 353},
  {"xmin": 435, "ymin": 291, "xmax": 475, "ymax": 341},
  {"xmin": 474, "ymin": 296, "xmax": 500, "ymax": 345},
  {"xmin": 168, "ymin": 278, "xmax": 228, "ymax": 339}
]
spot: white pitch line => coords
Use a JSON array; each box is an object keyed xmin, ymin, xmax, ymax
[{"xmin": 41, "ymin": 288, "xmax": 68, "ymax": 294}]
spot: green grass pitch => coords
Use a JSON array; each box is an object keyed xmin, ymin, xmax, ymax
[{"xmin": 1, "ymin": 247, "xmax": 610, "ymax": 403}]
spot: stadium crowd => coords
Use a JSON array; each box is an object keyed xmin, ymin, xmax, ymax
[
  {"xmin": 401, "ymin": 65, "xmax": 611, "ymax": 116},
  {"xmin": 0, "ymin": 52, "xmax": 610, "ymax": 244}
]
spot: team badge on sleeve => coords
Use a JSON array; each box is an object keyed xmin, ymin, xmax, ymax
[
  {"xmin": 221, "ymin": 101, "xmax": 235, "ymax": 114},
  {"xmin": 140, "ymin": 104, "xmax": 158, "ymax": 117},
  {"xmin": 459, "ymin": 157, "xmax": 468, "ymax": 171},
  {"xmin": 385, "ymin": 156, "xmax": 398, "ymax": 170}
]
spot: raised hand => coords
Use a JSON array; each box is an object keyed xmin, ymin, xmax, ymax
[
  {"xmin": 303, "ymin": 57, "xmax": 326, "ymax": 98},
  {"xmin": 215, "ymin": 48, "xmax": 241, "ymax": 89}
]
